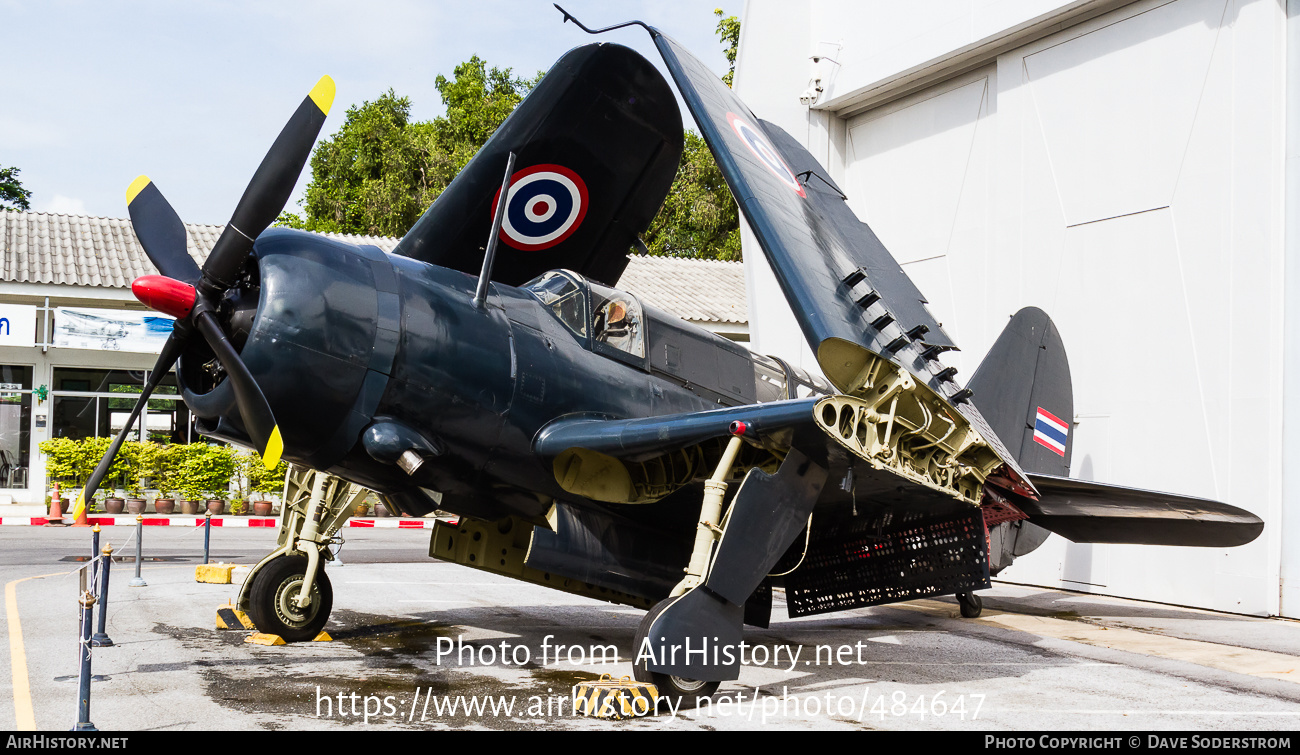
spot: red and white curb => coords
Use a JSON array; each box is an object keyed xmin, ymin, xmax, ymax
[{"xmin": 0, "ymin": 516, "xmax": 445, "ymax": 528}]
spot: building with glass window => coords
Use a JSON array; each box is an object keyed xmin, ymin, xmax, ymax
[{"xmin": 0, "ymin": 210, "xmax": 748, "ymax": 506}]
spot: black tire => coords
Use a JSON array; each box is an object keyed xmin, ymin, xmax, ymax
[
  {"xmin": 633, "ymin": 598, "xmax": 721, "ymax": 709},
  {"xmin": 247, "ymin": 554, "xmax": 332, "ymax": 642},
  {"xmin": 956, "ymin": 591, "xmax": 982, "ymax": 619}
]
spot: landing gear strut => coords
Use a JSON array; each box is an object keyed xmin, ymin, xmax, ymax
[
  {"xmin": 238, "ymin": 465, "xmax": 369, "ymax": 640},
  {"xmin": 956, "ymin": 591, "xmax": 983, "ymax": 618}
]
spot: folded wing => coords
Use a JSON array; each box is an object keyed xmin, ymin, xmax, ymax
[{"xmin": 395, "ymin": 43, "xmax": 683, "ymax": 287}]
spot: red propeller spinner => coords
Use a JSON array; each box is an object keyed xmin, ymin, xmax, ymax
[{"xmin": 132, "ymin": 275, "xmax": 196, "ymax": 319}]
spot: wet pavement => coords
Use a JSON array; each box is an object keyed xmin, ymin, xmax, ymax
[{"xmin": 3, "ymin": 526, "xmax": 1300, "ymax": 731}]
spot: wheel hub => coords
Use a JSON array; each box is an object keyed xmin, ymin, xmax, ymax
[
  {"xmin": 273, "ymin": 576, "xmax": 319, "ymax": 627},
  {"xmin": 669, "ymin": 675, "xmax": 709, "ymax": 692}
]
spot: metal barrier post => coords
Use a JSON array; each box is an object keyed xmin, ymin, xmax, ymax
[
  {"xmin": 90, "ymin": 524, "xmax": 100, "ymax": 564},
  {"xmin": 129, "ymin": 515, "xmax": 147, "ymax": 588},
  {"xmin": 91, "ymin": 544, "xmax": 114, "ymax": 647},
  {"xmin": 203, "ymin": 511, "xmax": 212, "ymax": 565},
  {"xmin": 73, "ymin": 582, "xmax": 98, "ymax": 731}
]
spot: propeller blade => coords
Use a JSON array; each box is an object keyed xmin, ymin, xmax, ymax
[
  {"xmin": 126, "ymin": 176, "xmax": 201, "ymax": 283},
  {"xmin": 193, "ymin": 311, "xmax": 283, "ymax": 468},
  {"xmin": 201, "ymin": 75, "xmax": 335, "ymax": 290},
  {"xmin": 78, "ymin": 330, "xmax": 190, "ymax": 511}
]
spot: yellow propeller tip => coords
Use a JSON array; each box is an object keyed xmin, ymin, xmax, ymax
[
  {"xmin": 125, "ymin": 175, "xmax": 152, "ymax": 205},
  {"xmin": 309, "ymin": 76, "xmax": 336, "ymax": 116},
  {"xmin": 263, "ymin": 426, "xmax": 284, "ymax": 469}
]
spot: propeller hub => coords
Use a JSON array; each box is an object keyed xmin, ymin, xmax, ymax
[{"xmin": 132, "ymin": 275, "xmax": 197, "ymax": 319}]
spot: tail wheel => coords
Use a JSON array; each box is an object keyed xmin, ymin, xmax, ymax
[
  {"xmin": 956, "ymin": 591, "xmax": 982, "ymax": 619},
  {"xmin": 247, "ymin": 554, "xmax": 332, "ymax": 642},
  {"xmin": 632, "ymin": 598, "xmax": 720, "ymax": 708}
]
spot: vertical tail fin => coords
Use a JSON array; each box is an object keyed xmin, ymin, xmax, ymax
[
  {"xmin": 967, "ymin": 307, "xmax": 1073, "ymax": 572},
  {"xmin": 968, "ymin": 307, "xmax": 1073, "ymax": 476}
]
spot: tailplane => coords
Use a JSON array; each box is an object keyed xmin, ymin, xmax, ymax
[{"xmin": 970, "ymin": 308, "xmax": 1263, "ymax": 565}]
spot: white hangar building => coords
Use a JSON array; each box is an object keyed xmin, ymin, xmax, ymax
[{"xmin": 734, "ymin": 0, "xmax": 1294, "ymax": 616}]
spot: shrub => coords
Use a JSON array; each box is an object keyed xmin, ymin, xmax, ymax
[{"xmin": 176, "ymin": 444, "xmax": 237, "ymax": 500}]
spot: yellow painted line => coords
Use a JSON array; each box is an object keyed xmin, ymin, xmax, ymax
[
  {"xmin": 893, "ymin": 599, "xmax": 1300, "ymax": 684},
  {"xmin": 6, "ymin": 571, "xmax": 65, "ymax": 731}
]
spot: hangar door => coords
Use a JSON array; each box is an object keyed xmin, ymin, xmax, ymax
[{"xmin": 839, "ymin": 0, "xmax": 1282, "ymax": 616}]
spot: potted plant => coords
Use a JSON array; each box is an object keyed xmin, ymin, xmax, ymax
[
  {"xmin": 166, "ymin": 444, "xmax": 202, "ymax": 514},
  {"xmin": 182, "ymin": 443, "xmax": 236, "ymax": 515},
  {"xmin": 38, "ymin": 437, "xmax": 81, "ymax": 511},
  {"xmin": 148, "ymin": 443, "xmax": 182, "ymax": 515},
  {"xmin": 121, "ymin": 440, "xmax": 149, "ymax": 514},
  {"xmin": 242, "ymin": 449, "xmax": 287, "ymax": 517},
  {"xmin": 40, "ymin": 437, "xmax": 130, "ymax": 515}
]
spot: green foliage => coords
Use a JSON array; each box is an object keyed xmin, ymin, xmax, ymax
[
  {"xmin": 642, "ymin": 131, "xmax": 742, "ymax": 260},
  {"xmin": 38, "ymin": 438, "xmax": 89, "ymax": 486},
  {"xmin": 0, "ymin": 166, "xmax": 32, "ymax": 212},
  {"xmin": 175, "ymin": 444, "xmax": 237, "ymax": 501},
  {"xmin": 639, "ymin": 11, "xmax": 743, "ymax": 261},
  {"xmin": 242, "ymin": 449, "xmax": 289, "ymax": 499},
  {"xmin": 40, "ymin": 439, "xmax": 254, "ymax": 502},
  {"xmin": 118, "ymin": 440, "xmax": 149, "ymax": 496},
  {"xmin": 715, "ymin": 9, "xmax": 741, "ymax": 88},
  {"xmin": 283, "ymin": 14, "xmax": 743, "ymax": 260},
  {"xmin": 279, "ymin": 58, "xmax": 540, "ymax": 238},
  {"xmin": 147, "ymin": 443, "xmax": 187, "ymax": 499},
  {"xmin": 281, "ymin": 90, "xmax": 444, "ymax": 237},
  {"xmin": 432, "ymin": 57, "xmax": 542, "ymax": 176},
  {"xmin": 39, "ymin": 436, "xmax": 132, "ymax": 498}
]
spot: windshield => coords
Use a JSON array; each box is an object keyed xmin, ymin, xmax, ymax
[{"xmin": 523, "ymin": 271, "xmax": 587, "ymax": 338}]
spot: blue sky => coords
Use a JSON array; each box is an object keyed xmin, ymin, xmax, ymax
[{"xmin": 2, "ymin": 0, "xmax": 742, "ymax": 225}]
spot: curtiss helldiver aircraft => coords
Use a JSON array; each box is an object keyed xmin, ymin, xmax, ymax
[{"xmin": 79, "ymin": 7, "xmax": 1263, "ymax": 705}]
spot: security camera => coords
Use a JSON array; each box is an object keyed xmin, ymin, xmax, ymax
[{"xmin": 799, "ymin": 80, "xmax": 823, "ymax": 106}]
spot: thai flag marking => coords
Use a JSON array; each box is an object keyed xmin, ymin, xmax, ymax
[{"xmin": 1033, "ymin": 407, "xmax": 1069, "ymax": 457}]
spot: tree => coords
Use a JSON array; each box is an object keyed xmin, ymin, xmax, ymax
[
  {"xmin": 640, "ymin": 10, "xmax": 743, "ymax": 261},
  {"xmin": 715, "ymin": 8, "xmax": 741, "ymax": 88},
  {"xmin": 279, "ymin": 58, "xmax": 539, "ymax": 237},
  {"xmin": 642, "ymin": 132, "xmax": 741, "ymax": 260},
  {"xmin": 0, "ymin": 166, "xmax": 32, "ymax": 211},
  {"xmin": 281, "ymin": 11, "xmax": 745, "ymax": 261}
]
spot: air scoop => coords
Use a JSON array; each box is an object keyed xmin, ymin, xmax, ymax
[{"xmin": 132, "ymin": 275, "xmax": 196, "ymax": 319}]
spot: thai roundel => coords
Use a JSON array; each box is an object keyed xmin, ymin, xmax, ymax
[
  {"xmin": 727, "ymin": 112, "xmax": 806, "ymax": 198},
  {"xmin": 493, "ymin": 164, "xmax": 590, "ymax": 251}
]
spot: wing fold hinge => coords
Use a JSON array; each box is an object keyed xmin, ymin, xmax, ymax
[{"xmin": 812, "ymin": 350, "xmax": 1003, "ymax": 504}]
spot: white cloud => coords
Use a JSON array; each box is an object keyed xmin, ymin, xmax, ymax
[{"xmin": 41, "ymin": 195, "xmax": 88, "ymax": 216}]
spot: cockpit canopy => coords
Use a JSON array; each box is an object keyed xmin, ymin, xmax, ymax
[
  {"xmin": 524, "ymin": 270, "xmax": 645, "ymax": 363},
  {"xmin": 523, "ymin": 269, "xmax": 833, "ymax": 407}
]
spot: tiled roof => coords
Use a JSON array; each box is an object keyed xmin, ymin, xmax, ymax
[
  {"xmin": 617, "ymin": 254, "xmax": 748, "ymax": 324},
  {"xmin": 0, "ymin": 211, "xmax": 746, "ymax": 324}
]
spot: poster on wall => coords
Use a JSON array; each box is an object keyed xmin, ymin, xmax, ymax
[
  {"xmin": 53, "ymin": 307, "xmax": 174, "ymax": 353},
  {"xmin": 0, "ymin": 304, "xmax": 37, "ymax": 348}
]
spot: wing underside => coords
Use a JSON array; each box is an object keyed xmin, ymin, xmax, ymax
[
  {"xmin": 395, "ymin": 42, "xmax": 683, "ymax": 287},
  {"xmin": 534, "ymin": 402, "xmax": 1262, "ymax": 548}
]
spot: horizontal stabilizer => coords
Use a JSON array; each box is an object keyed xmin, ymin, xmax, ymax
[{"xmin": 1018, "ymin": 474, "xmax": 1263, "ymax": 547}]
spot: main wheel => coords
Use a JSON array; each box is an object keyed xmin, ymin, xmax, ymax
[
  {"xmin": 247, "ymin": 554, "xmax": 332, "ymax": 642},
  {"xmin": 956, "ymin": 591, "xmax": 982, "ymax": 618},
  {"xmin": 632, "ymin": 599, "xmax": 720, "ymax": 709}
]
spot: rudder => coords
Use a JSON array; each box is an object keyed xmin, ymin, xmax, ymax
[{"xmin": 968, "ymin": 307, "xmax": 1073, "ymax": 573}]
